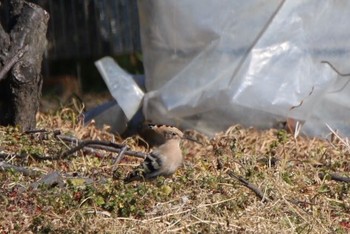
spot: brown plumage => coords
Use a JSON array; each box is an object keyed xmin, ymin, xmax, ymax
[{"xmin": 124, "ymin": 125, "xmax": 184, "ymax": 183}]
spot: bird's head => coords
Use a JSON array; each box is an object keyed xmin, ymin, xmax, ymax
[{"xmin": 148, "ymin": 124, "xmax": 203, "ymax": 145}]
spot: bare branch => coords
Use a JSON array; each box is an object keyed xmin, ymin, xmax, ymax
[
  {"xmin": 55, "ymin": 134, "xmax": 147, "ymax": 159},
  {"xmin": 22, "ymin": 132, "xmax": 148, "ymax": 160},
  {"xmin": 319, "ymin": 172, "xmax": 350, "ymax": 183},
  {"xmin": 58, "ymin": 139, "xmax": 123, "ymax": 159},
  {"xmin": 23, "ymin": 129, "xmax": 48, "ymax": 134},
  {"xmin": 228, "ymin": 171, "xmax": 271, "ymax": 202},
  {"xmin": 0, "ymin": 152, "xmax": 26, "ymax": 159},
  {"xmin": 87, "ymin": 144, "xmax": 146, "ymax": 159},
  {"xmin": 0, "ymin": 161, "xmax": 40, "ymax": 176},
  {"xmin": 112, "ymin": 145, "xmax": 129, "ymax": 165},
  {"xmin": 0, "ymin": 45, "xmax": 29, "ymax": 81},
  {"xmin": 22, "ymin": 129, "xmax": 149, "ymax": 160},
  {"xmin": 321, "ymin": 60, "xmax": 350, "ymax": 77}
]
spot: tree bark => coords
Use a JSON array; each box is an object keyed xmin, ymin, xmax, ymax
[{"xmin": 0, "ymin": 1, "xmax": 49, "ymax": 131}]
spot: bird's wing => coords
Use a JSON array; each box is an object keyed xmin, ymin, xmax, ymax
[{"xmin": 124, "ymin": 152, "xmax": 164, "ymax": 182}]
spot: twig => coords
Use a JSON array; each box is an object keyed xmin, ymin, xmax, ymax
[
  {"xmin": 58, "ymin": 139, "xmax": 125, "ymax": 159},
  {"xmin": 0, "ymin": 161, "xmax": 40, "ymax": 176},
  {"xmin": 30, "ymin": 153, "xmax": 57, "ymax": 161},
  {"xmin": 88, "ymin": 145, "xmax": 146, "ymax": 158},
  {"xmin": 23, "ymin": 129, "xmax": 48, "ymax": 134},
  {"xmin": 0, "ymin": 45, "xmax": 29, "ymax": 81},
  {"xmin": 228, "ymin": 171, "xmax": 270, "ymax": 202},
  {"xmin": 23, "ymin": 130, "xmax": 148, "ymax": 160},
  {"xmin": 319, "ymin": 172, "xmax": 350, "ymax": 183},
  {"xmin": 325, "ymin": 123, "xmax": 350, "ymax": 151},
  {"xmin": 0, "ymin": 153, "xmax": 26, "ymax": 159},
  {"xmin": 60, "ymin": 139, "xmax": 148, "ymax": 160},
  {"xmin": 321, "ymin": 61, "xmax": 350, "ymax": 76},
  {"xmin": 56, "ymin": 134, "xmax": 146, "ymax": 158},
  {"xmin": 31, "ymin": 146, "xmax": 147, "ymax": 161},
  {"xmin": 30, "ymin": 136, "xmax": 147, "ymax": 161},
  {"xmin": 29, "ymin": 139, "xmax": 125, "ymax": 160},
  {"xmin": 321, "ymin": 61, "xmax": 350, "ymax": 93},
  {"xmin": 112, "ymin": 145, "xmax": 129, "ymax": 165},
  {"xmin": 25, "ymin": 130, "xmax": 124, "ymax": 153},
  {"xmin": 56, "ymin": 135, "xmax": 123, "ymax": 148}
]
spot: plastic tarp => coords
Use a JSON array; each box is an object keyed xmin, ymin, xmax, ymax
[{"xmin": 133, "ymin": 0, "xmax": 350, "ymax": 137}]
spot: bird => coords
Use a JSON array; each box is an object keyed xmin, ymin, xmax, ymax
[
  {"xmin": 137, "ymin": 122, "xmax": 169, "ymax": 147},
  {"xmin": 124, "ymin": 124, "xmax": 184, "ymax": 183}
]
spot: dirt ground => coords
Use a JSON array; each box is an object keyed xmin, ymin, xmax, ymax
[{"xmin": 1, "ymin": 97, "xmax": 350, "ymax": 233}]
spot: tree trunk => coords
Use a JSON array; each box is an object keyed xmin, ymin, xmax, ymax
[{"xmin": 0, "ymin": 1, "xmax": 49, "ymax": 131}]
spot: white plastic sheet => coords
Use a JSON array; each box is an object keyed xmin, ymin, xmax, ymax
[
  {"xmin": 136, "ymin": 0, "xmax": 350, "ymax": 137},
  {"xmin": 95, "ymin": 57, "xmax": 144, "ymax": 120}
]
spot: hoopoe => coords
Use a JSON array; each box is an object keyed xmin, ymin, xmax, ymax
[{"xmin": 124, "ymin": 124, "xmax": 184, "ymax": 183}]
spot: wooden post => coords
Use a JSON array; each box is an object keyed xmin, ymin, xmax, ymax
[{"xmin": 0, "ymin": 1, "xmax": 49, "ymax": 131}]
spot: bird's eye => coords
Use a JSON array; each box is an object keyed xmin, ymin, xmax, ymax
[{"xmin": 166, "ymin": 132, "xmax": 177, "ymax": 138}]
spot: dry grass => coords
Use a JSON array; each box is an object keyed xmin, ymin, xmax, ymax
[{"xmin": 1, "ymin": 106, "xmax": 350, "ymax": 233}]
